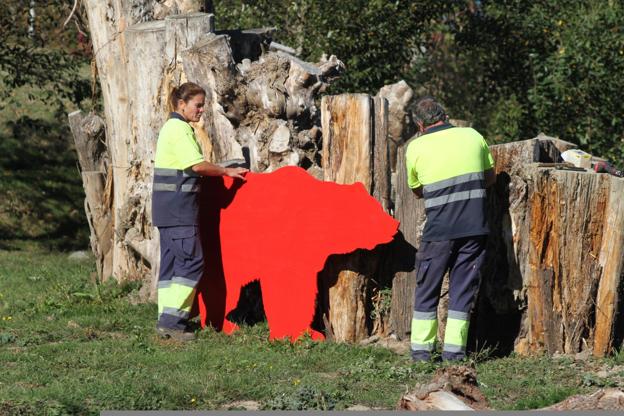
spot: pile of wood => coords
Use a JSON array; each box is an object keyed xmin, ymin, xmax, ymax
[{"xmin": 398, "ymin": 366, "xmax": 489, "ymax": 411}]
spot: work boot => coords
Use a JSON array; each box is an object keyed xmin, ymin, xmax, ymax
[
  {"xmin": 441, "ymin": 351, "xmax": 466, "ymax": 362},
  {"xmin": 156, "ymin": 326, "xmax": 196, "ymax": 342},
  {"xmin": 411, "ymin": 350, "xmax": 432, "ymax": 363}
]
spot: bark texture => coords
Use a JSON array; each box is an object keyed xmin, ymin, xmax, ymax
[
  {"xmin": 318, "ymin": 94, "xmax": 391, "ymax": 342},
  {"xmin": 474, "ymin": 137, "xmax": 624, "ymax": 357},
  {"xmin": 388, "ymin": 137, "xmax": 424, "ymax": 340},
  {"xmin": 68, "ymin": 111, "xmax": 113, "ymax": 281}
]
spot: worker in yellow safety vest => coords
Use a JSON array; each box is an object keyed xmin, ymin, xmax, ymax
[
  {"xmin": 152, "ymin": 82, "xmax": 248, "ymax": 341},
  {"xmin": 405, "ymin": 97, "xmax": 496, "ymax": 361}
]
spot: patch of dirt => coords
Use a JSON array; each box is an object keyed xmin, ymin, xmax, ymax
[
  {"xmin": 359, "ymin": 334, "xmax": 410, "ymax": 355},
  {"xmin": 220, "ymin": 400, "xmax": 261, "ymax": 410},
  {"xmin": 345, "ymin": 404, "xmax": 372, "ymax": 411}
]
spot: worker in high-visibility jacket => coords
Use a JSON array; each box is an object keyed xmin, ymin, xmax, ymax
[
  {"xmin": 405, "ymin": 97, "xmax": 496, "ymax": 361},
  {"xmin": 152, "ymin": 82, "xmax": 248, "ymax": 341}
]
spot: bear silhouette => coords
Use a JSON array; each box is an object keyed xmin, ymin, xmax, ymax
[{"xmin": 196, "ymin": 166, "xmax": 399, "ymax": 341}]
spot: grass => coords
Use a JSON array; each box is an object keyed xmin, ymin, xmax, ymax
[{"xmin": 1, "ymin": 243, "xmax": 623, "ymax": 414}]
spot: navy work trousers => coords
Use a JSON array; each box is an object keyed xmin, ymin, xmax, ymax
[
  {"xmin": 156, "ymin": 225, "xmax": 204, "ymax": 330},
  {"xmin": 411, "ymin": 236, "xmax": 486, "ymax": 360}
]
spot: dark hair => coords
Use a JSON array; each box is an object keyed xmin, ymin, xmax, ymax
[
  {"xmin": 169, "ymin": 82, "xmax": 206, "ymax": 112},
  {"xmin": 411, "ymin": 97, "xmax": 448, "ymax": 127}
]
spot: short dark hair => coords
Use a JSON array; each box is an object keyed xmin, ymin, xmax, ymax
[
  {"xmin": 169, "ymin": 82, "xmax": 206, "ymax": 112},
  {"xmin": 412, "ymin": 97, "xmax": 447, "ymax": 126}
]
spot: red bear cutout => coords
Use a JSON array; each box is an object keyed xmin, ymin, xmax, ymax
[{"xmin": 197, "ymin": 166, "xmax": 399, "ymax": 341}]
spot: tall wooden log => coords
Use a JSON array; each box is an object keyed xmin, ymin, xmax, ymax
[
  {"xmin": 68, "ymin": 111, "xmax": 113, "ymax": 281},
  {"xmin": 319, "ymin": 94, "xmax": 391, "ymax": 342}
]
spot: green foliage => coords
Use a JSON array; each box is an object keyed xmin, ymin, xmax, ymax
[
  {"xmin": 415, "ymin": 1, "xmax": 624, "ymax": 164},
  {"xmin": 0, "ymin": 1, "xmax": 91, "ymax": 111},
  {"xmin": 216, "ymin": 1, "xmax": 624, "ymax": 164},
  {"xmin": 512, "ymin": 387, "xmax": 578, "ymax": 410},
  {"xmin": 264, "ymin": 386, "xmax": 346, "ymax": 410},
  {"xmin": 528, "ymin": 2, "xmax": 624, "ymax": 163},
  {"xmin": 0, "ymin": 112, "xmax": 89, "ymax": 249},
  {"xmin": 477, "ymin": 355, "xmax": 586, "ymax": 410}
]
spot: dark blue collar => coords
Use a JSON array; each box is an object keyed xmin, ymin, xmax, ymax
[
  {"xmin": 422, "ymin": 122, "xmax": 454, "ymax": 136},
  {"xmin": 169, "ymin": 112, "xmax": 187, "ymax": 122}
]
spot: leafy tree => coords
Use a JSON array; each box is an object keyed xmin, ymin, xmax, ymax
[
  {"xmin": 528, "ymin": 2, "xmax": 624, "ymax": 164},
  {"xmin": 0, "ymin": 0, "xmax": 91, "ymax": 110}
]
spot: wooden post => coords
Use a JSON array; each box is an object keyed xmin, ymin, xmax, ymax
[{"xmin": 319, "ymin": 94, "xmax": 391, "ymax": 342}]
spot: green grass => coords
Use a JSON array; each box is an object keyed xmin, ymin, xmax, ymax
[{"xmin": 1, "ymin": 243, "xmax": 622, "ymax": 414}]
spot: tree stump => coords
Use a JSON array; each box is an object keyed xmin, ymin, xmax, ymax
[{"xmin": 473, "ymin": 136, "xmax": 624, "ymax": 357}]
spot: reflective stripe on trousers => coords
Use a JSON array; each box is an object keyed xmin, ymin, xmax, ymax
[{"xmin": 410, "ymin": 310, "xmax": 470, "ymax": 356}]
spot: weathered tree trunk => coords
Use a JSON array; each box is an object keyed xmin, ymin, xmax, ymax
[
  {"xmin": 522, "ymin": 168, "xmax": 624, "ymax": 356},
  {"xmin": 68, "ymin": 111, "xmax": 113, "ymax": 281},
  {"xmin": 318, "ymin": 94, "xmax": 391, "ymax": 342}
]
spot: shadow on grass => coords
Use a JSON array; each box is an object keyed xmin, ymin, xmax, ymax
[{"xmin": 0, "ymin": 116, "xmax": 89, "ymax": 251}]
